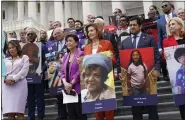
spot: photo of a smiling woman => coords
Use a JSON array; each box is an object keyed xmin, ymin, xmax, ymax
[
  {"xmin": 81, "ymin": 53, "xmax": 115, "ymax": 103},
  {"xmin": 127, "ymin": 49, "xmax": 148, "ymax": 96}
]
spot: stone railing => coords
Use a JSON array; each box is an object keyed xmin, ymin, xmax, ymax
[{"xmin": 2, "ymin": 17, "xmax": 46, "ymax": 32}]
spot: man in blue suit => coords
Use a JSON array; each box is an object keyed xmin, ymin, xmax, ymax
[
  {"xmin": 157, "ymin": 1, "xmax": 176, "ymax": 80},
  {"xmin": 120, "ymin": 16, "xmax": 160, "ymax": 120}
]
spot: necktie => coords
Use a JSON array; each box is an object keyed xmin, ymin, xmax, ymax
[
  {"xmin": 132, "ymin": 35, "xmax": 137, "ymax": 48},
  {"xmin": 167, "ymin": 14, "xmax": 171, "ymax": 22}
]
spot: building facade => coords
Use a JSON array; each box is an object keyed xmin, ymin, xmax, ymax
[{"xmin": 2, "ymin": 1, "xmax": 184, "ymax": 38}]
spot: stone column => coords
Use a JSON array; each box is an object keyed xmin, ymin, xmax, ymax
[
  {"xmin": 143, "ymin": 1, "xmax": 153, "ymax": 19},
  {"xmin": 54, "ymin": 0, "xmax": 64, "ymax": 27},
  {"xmin": 17, "ymin": 2, "xmax": 24, "ymax": 20},
  {"xmin": 173, "ymin": 1, "xmax": 185, "ymax": 13},
  {"xmin": 28, "ymin": 1, "xmax": 37, "ymax": 21},
  {"xmin": 40, "ymin": 1, "xmax": 48, "ymax": 29},
  {"xmin": 64, "ymin": 2, "xmax": 72, "ymax": 28},
  {"xmin": 111, "ymin": 0, "xmax": 126, "ymax": 15},
  {"xmin": 82, "ymin": 1, "xmax": 92, "ymax": 24}
]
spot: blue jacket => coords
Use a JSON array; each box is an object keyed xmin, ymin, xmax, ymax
[{"xmin": 157, "ymin": 14, "xmax": 176, "ymax": 49}]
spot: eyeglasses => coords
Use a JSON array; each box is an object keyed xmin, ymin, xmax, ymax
[
  {"xmin": 68, "ymin": 21, "xmax": 74, "ymax": 24},
  {"xmin": 162, "ymin": 4, "xmax": 168, "ymax": 8}
]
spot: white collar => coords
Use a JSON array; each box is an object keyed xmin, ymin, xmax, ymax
[
  {"xmin": 165, "ymin": 12, "xmax": 172, "ymax": 17},
  {"xmin": 131, "ymin": 32, "xmax": 142, "ymax": 38}
]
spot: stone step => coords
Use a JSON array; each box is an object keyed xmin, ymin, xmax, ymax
[
  {"xmin": 43, "ymin": 81, "xmax": 171, "ymax": 99},
  {"xmin": 4, "ymin": 110, "xmax": 181, "ymax": 120},
  {"xmin": 44, "ymin": 85, "xmax": 172, "ymax": 100},
  {"xmin": 88, "ymin": 111, "xmax": 182, "ymax": 120},
  {"xmin": 25, "ymin": 99, "xmax": 178, "ymax": 116}
]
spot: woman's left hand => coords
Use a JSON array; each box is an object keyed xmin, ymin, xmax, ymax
[{"xmin": 5, "ymin": 79, "xmax": 15, "ymax": 86}]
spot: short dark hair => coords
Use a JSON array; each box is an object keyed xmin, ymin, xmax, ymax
[
  {"xmin": 65, "ymin": 34, "xmax": 79, "ymax": 53},
  {"xmin": 96, "ymin": 16, "xmax": 104, "ymax": 20},
  {"xmin": 65, "ymin": 34, "xmax": 79, "ymax": 44},
  {"xmin": 56, "ymin": 52, "xmax": 64, "ymax": 61},
  {"xmin": 75, "ymin": 20, "xmax": 83, "ymax": 26},
  {"xmin": 67, "ymin": 18, "xmax": 75, "ymax": 22},
  {"xmin": 174, "ymin": 48, "xmax": 185, "ymax": 63},
  {"xmin": 7, "ymin": 40, "xmax": 22, "ymax": 57},
  {"xmin": 117, "ymin": 8, "xmax": 122, "ymax": 14},
  {"xmin": 162, "ymin": 1, "xmax": 171, "ymax": 4},
  {"xmin": 129, "ymin": 16, "xmax": 142, "ymax": 26},
  {"xmin": 120, "ymin": 15, "xmax": 128, "ymax": 22}
]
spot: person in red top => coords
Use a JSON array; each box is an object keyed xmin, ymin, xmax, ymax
[
  {"xmin": 162, "ymin": 17, "xmax": 185, "ymax": 120},
  {"xmin": 79, "ymin": 23, "xmax": 116, "ymax": 120}
]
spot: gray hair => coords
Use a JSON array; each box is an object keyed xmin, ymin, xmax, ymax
[{"xmin": 94, "ymin": 18, "xmax": 105, "ymax": 26}]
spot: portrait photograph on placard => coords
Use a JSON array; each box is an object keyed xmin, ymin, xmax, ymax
[
  {"xmin": 119, "ymin": 47, "xmax": 158, "ymax": 106},
  {"xmin": 45, "ymin": 51, "xmax": 64, "ymax": 95},
  {"xmin": 80, "ymin": 51, "xmax": 116, "ymax": 114},
  {"xmin": 22, "ymin": 42, "xmax": 42, "ymax": 83},
  {"xmin": 164, "ymin": 44, "xmax": 185, "ymax": 105}
]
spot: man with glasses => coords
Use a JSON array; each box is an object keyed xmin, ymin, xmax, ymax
[
  {"xmin": 157, "ymin": 1, "xmax": 176, "ymax": 81},
  {"xmin": 23, "ymin": 29, "xmax": 45, "ymax": 120},
  {"xmin": 117, "ymin": 15, "xmax": 130, "ymax": 36},
  {"xmin": 67, "ymin": 18, "xmax": 75, "ymax": 28}
]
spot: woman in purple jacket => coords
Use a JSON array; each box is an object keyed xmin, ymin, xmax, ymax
[{"xmin": 60, "ymin": 34, "xmax": 87, "ymax": 120}]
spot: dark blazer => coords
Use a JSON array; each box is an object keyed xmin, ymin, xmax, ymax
[
  {"xmin": 157, "ymin": 14, "xmax": 176, "ymax": 49},
  {"xmin": 103, "ymin": 30, "xmax": 119, "ymax": 60},
  {"xmin": 120, "ymin": 32, "xmax": 161, "ymax": 71}
]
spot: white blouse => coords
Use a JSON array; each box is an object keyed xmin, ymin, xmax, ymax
[{"xmin": 92, "ymin": 48, "xmax": 98, "ymax": 54}]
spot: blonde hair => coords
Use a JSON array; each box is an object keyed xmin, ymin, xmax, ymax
[{"xmin": 167, "ymin": 17, "xmax": 185, "ymax": 37}]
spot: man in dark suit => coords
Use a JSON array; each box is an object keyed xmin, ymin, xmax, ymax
[
  {"xmin": 120, "ymin": 16, "xmax": 160, "ymax": 120},
  {"xmin": 48, "ymin": 27, "xmax": 68, "ymax": 120},
  {"xmin": 157, "ymin": 1, "xmax": 176, "ymax": 80},
  {"xmin": 25, "ymin": 29, "xmax": 45, "ymax": 120}
]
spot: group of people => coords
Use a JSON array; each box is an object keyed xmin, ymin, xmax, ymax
[{"xmin": 1, "ymin": 1, "xmax": 185, "ymax": 120}]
